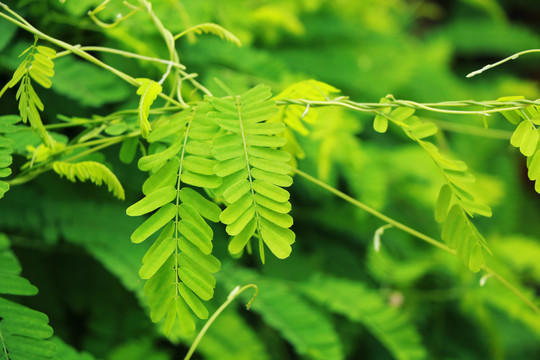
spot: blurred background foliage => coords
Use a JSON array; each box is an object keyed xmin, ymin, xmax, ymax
[{"xmin": 0, "ymin": 0, "xmax": 539, "ymax": 359}]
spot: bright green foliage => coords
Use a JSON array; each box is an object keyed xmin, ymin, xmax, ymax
[
  {"xmin": 136, "ymin": 78, "xmax": 162, "ymax": 138},
  {"xmin": 379, "ymin": 105, "xmax": 492, "ymax": 272},
  {"xmin": 127, "ymin": 102, "xmax": 222, "ymax": 335},
  {"xmin": 302, "ymin": 275, "xmax": 427, "ymax": 360},
  {"xmin": 1, "ymin": 1, "xmax": 540, "ymax": 359},
  {"xmin": 271, "ymin": 80, "xmax": 340, "ymax": 162},
  {"xmin": 0, "ymin": 116, "xmax": 18, "ymax": 199},
  {"xmin": 220, "ymin": 266, "xmax": 344, "ymax": 360},
  {"xmin": 6, "ymin": 43, "xmax": 55, "ymax": 147},
  {"xmin": 52, "ymin": 161, "xmax": 125, "ymax": 200},
  {"xmin": 0, "ymin": 234, "xmax": 56, "ymax": 360},
  {"xmin": 209, "ymin": 85, "xmax": 295, "ymax": 262}
]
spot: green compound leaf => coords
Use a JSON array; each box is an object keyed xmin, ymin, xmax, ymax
[
  {"xmin": 0, "ymin": 234, "xmax": 57, "ymax": 360},
  {"xmin": 52, "ymin": 161, "xmax": 125, "ymax": 200},
  {"xmin": 128, "ymin": 102, "xmax": 222, "ymax": 336},
  {"xmin": 301, "ymin": 275, "xmax": 427, "ymax": 360},
  {"xmin": 384, "ymin": 107, "xmax": 491, "ymax": 272},
  {"xmin": 136, "ymin": 78, "xmax": 162, "ymax": 138},
  {"xmin": 209, "ymin": 84, "xmax": 295, "ymax": 262},
  {"xmin": 9, "ymin": 44, "xmax": 56, "ymax": 147}
]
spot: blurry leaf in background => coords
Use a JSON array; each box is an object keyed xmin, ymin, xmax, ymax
[
  {"xmin": 52, "ymin": 57, "xmax": 131, "ymax": 107},
  {"xmin": 220, "ymin": 265, "xmax": 344, "ymax": 360}
]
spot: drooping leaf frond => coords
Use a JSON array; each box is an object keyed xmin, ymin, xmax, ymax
[
  {"xmin": 7, "ymin": 43, "xmax": 56, "ymax": 147},
  {"xmin": 127, "ymin": 102, "xmax": 222, "ymax": 335},
  {"xmin": 175, "ymin": 23, "xmax": 242, "ymax": 47},
  {"xmin": 271, "ymin": 80, "xmax": 340, "ymax": 163},
  {"xmin": 208, "ymin": 84, "xmax": 295, "ymax": 262},
  {"xmin": 52, "ymin": 161, "xmax": 125, "ymax": 200},
  {"xmin": 301, "ymin": 275, "xmax": 427, "ymax": 360},
  {"xmin": 136, "ymin": 78, "xmax": 162, "ymax": 138},
  {"xmin": 0, "ymin": 116, "xmax": 19, "ymax": 199},
  {"xmin": 219, "ymin": 266, "xmax": 344, "ymax": 360},
  {"xmin": 0, "ymin": 234, "xmax": 57, "ymax": 360},
  {"xmin": 377, "ymin": 103, "xmax": 492, "ymax": 272}
]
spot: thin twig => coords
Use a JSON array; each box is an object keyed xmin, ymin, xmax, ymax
[
  {"xmin": 184, "ymin": 284, "xmax": 258, "ymax": 360},
  {"xmin": 467, "ymin": 49, "xmax": 540, "ymax": 78},
  {"xmin": 293, "ymin": 168, "xmax": 540, "ymax": 316},
  {"xmin": 276, "ymin": 98, "xmax": 540, "ymax": 116}
]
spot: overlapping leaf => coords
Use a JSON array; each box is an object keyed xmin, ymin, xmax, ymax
[
  {"xmin": 0, "ymin": 234, "xmax": 56, "ymax": 360},
  {"xmin": 208, "ymin": 84, "xmax": 295, "ymax": 262},
  {"xmin": 127, "ymin": 102, "xmax": 222, "ymax": 335}
]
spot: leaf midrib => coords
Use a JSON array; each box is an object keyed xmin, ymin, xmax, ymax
[{"xmin": 236, "ymin": 96, "xmax": 264, "ymax": 261}]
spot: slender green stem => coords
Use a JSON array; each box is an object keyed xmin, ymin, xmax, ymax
[
  {"xmin": 277, "ymin": 98, "xmax": 540, "ymax": 116},
  {"xmin": 139, "ymin": 0, "xmax": 187, "ymax": 106},
  {"xmin": 54, "ymin": 45, "xmax": 212, "ymax": 96},
  {"xmin": 184, "ymin": 284, "xmax": 258, "ymax": 360},
  {"xmin": 293, "ymin": 168, "xmax": 540, "ymax": 315},
  {"xmin": 65, "ymin": 133, "xmax": 136, "ymax": 150},
  {"xmin": 45, "ymin": 119, "xmax": 109, "ymax": 129},
  {"xmin": 87, "ymin": 0, "xmax": 139, "ymax": 28},
  {"xmin": 173, "ymin": 109, "xmax": 193, "ymax": 301},
  {"xmin": 467, "ymin": 49, "xmax": 540, "ymax": 78},
  {"xmin": 293, "ymin": 168, "xmax": 455, "ymax": 254},
  {"xmin": 8, "ymin": 133, "xmax": 135, "ymax": 186},
  {"xmin": 486, "ymin": 268, "xmax": 540, "ymax": 316},
  {"xmin": 0, "ymin": 5, "xmax": 186, "ymax": 108},
  {"xmin": 55, "ymin": 46, "xmax": 186, "ymax": 70}
]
